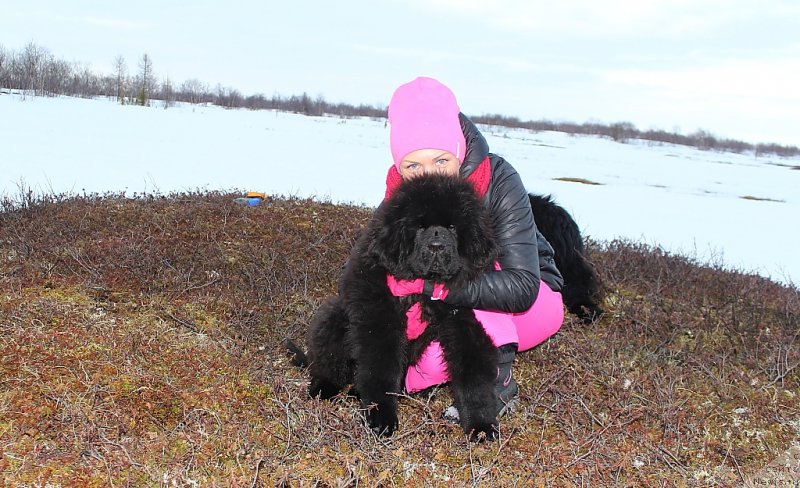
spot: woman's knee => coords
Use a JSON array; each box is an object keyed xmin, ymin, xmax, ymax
[
  {"xmin": 405, "ymin": 341, "xmax": 450, "ymax": 393},
  {"xmin": 514, "ymin": 285, "xmax": 565, "ymax": 351}
]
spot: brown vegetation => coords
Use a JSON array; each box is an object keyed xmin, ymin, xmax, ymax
[
  {"xmin": 1, "ymin": 192, "xmax": 798, "ymax": 486},
  {"xmin": 739, "ymin": 195, "xmax": 786, "ymax": 203},
  {"xmin": 553, "ymin": 177, "xmax": 604, "ymax": 186}
]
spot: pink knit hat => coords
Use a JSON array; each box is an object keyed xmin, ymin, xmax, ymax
[{"xmin": 388, "ymin": 77, "xmax": 467, "ymax": 168}]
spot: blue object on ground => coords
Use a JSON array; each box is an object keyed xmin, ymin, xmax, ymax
[{"xmin": 233, "ymin": 197, "xmax": 264, "ymax": 206}]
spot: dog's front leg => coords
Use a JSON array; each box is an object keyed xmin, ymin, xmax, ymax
[
  {"xmin": 351, "ymin": 316, "xmax": 406, "ymax": 437},
  {"xmin": 439, "ymin": 309, "xmax": 499, "ymax": 442},
  {"xmin": 339, "ymin": 248, "xmax": 408, "ymax": 437}
]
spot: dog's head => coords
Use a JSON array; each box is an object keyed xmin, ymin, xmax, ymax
[{"xmin": 367, "ymin": 173, "xmax": 497, "ymax": 287}]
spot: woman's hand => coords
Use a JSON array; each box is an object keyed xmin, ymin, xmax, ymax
[{"xmin": 386, "ymin": 275, "xmax": 449, "ymax": 300}]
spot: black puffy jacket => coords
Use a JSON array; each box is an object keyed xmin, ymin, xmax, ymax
[{"xmin": 442, "ymin": 114, "xmax": 564, "ymax": 313}]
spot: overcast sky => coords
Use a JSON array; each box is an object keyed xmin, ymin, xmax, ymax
[{"xmin": 2, "ymin": 0, "xmax": 799, "ymax": 146}]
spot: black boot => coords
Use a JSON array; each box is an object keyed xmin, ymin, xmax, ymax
[
  {"xmin": 444, "ymin": 343, "xmax": 519, "ymax": 423},
  {"xmin": 495, "ymin": 343, "xmax": 519, "ymax": 415}
]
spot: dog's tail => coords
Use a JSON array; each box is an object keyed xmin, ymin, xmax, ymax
[{"xmin": 283, "ymin": 339, "xmax": 309, "ymax": 368}]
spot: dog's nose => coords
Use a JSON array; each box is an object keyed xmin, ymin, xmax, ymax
[{"xmin": 428, "ymin": 241, "xmax": 445, "ymax": 253}]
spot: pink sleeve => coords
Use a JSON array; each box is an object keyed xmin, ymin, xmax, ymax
[{"xmin": 386, "ymin": 274, "xmax": 425, "ymax": 296}]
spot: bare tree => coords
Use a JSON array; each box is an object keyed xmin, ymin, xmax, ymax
[
  {"xmin": 0, "ymin": 44, "xmax": 8, "ymax": 89},
  {"xmin": 180, "ymin": 78, "xmax": 205, "ymax": 107},
  {"xmin": 690, "ymin": 129, "xmax": 716, "ymax": 151},
  {"xmin": 114, "ymin": 55, "xmax": 127, "ymax": 104},
  {"xmin": 215, "ymin": 84, "xmax": 242, "ymax": 109},
  {"xmin": 609, "ymin": 122, "xmax": 636, "ymax": 143},
  {"xmin": 19, "ymin": 41, "xmax": 46, "ymax": 96},
  {"xmin": 42, "ymin": 57, "xmax": 71, "ymax": 96},
  {"xmin": 160, "ymin": 77, "xmax": 176, "ymax": 109},
  {"xmin": 69, "ymin": 62, "xmax": 98, "ymax": 98},
  {"xmin": 136, "ymin": 53, "xmax": 154, "ymax": 106}
]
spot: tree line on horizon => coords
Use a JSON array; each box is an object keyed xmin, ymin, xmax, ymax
[{"xmin": 1, "ymin": 41, "xmax": 797, "ymax": 158}]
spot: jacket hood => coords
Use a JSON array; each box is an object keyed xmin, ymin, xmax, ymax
[{"xmin": 458, "ymin": 113, "xmax": 490, "ymax": 178}]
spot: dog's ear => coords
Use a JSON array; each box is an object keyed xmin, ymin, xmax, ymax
[
  {"xmin": 459, "ymin": 215, "xmax": 496, "ymax": 270},
  {"xmin": 365, "ymin": 207, "xmax": 414, "ymax": 273},
  {"xmin": 455, "ymin": 193, "xmax": 497, "ymax": 275}
]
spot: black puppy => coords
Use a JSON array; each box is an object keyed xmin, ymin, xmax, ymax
[
  {"xmin": 529, "ymin": 194, "xmax": 604, "ymax": 323},
  {"xmin": 300, "ymin": 173, "xmax": 501, "ymax": 442}
]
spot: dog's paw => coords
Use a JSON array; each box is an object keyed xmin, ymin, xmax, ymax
[
  {"xmin": 364, "ymin": 403, "xmax": 399, "ymax": 437},
  {"xmin": 573, "ymin": 304, "xmax": 604, "ymax": 324},
  {"xmin": 465, "ymin": 421, "xmax": 499, "ymax": 443},
  {"xmin": 308, "ymin": 377, "xmax": 341, "ymax": 400}
]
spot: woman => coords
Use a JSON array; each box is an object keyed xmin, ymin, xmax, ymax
[{"xmin": 384, "ymin": 76, "xmax": 565, "ymax": 419}]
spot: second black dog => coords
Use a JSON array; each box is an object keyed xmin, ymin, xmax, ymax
[{"xmin": 529, "ymin": 194, "xmax": 604, "ymax": 323}]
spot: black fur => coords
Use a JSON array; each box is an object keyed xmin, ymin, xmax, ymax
[
  {"xmin": 284, "ymin": 338, "xmax": 308, "ymax": 368},
  {"xmin": 304, "ymin": 173, "xmax": 501, "ymax": 442},
  {"xmin": 529, "ymin": 194, "xmax": 604, "ymax": 323}
]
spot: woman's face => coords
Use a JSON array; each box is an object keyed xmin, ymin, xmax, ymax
[{"xmin": 397, "ymin": 149, "xmax": 460, "ymax": 180}]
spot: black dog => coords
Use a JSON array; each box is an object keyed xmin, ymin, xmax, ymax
[
  {"xmin": 299, "ymin": 173, "xmax": 501, "ymax": 442},
  {"xmin": 528, "ymin": 194, "xmax": 604, "ymax": 323}
]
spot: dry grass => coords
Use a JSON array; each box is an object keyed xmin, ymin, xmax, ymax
[
  {"xmin": 1, "ymin": 192, "xmax": 798, "ymax": 486},
  {"xmin": 739, "ymin": 195, "xmax": 786, "ymax": 203},
  {"xmin": 552, "ymin": 177, "xmax": 604, "ymax": 186}
]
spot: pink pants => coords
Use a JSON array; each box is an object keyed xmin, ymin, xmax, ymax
[{"xmin": 405, "ymin": 283, "xmax": 564, "ymax": 393}]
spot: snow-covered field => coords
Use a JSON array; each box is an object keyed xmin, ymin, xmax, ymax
[{"xmin": 1, "ymin": 93, "xmax": 798, "ymax": 286}]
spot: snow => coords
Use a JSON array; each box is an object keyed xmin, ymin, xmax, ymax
[{"xmin": 1, "ymin": 93, "xmax": 798, "ymax": 287}]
